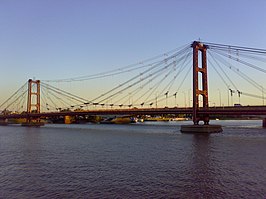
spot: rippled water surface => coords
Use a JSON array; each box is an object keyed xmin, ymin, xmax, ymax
[{"xmin": 1, "ymin": 120, "xmax": 266, "ymax": 198}]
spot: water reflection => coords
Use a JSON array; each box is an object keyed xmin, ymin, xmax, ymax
[{"xmin": 184, "ymin": 134, "xmax": 224, "ymax": 197}]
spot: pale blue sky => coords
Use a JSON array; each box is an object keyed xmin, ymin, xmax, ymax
[{"xmin": 0, "ymin": 0, "xmax": 266, "ymax": 106}]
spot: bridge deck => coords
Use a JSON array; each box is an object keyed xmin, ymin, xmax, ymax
[{"xmin": 1, "ymin": 106, "xmax": 266, "ymax": 119}]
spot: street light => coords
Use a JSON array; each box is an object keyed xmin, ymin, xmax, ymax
[
  {"xmin": 173, "ymin": 92, "xmax": 177, "ymax": 107},
  {"xmin": 229, "ymin": 88, "xmax": 235, "ymax": 106},
  {"xmin": 237, "ymin": 90, "xmax": 242, "ymax": 104},
  {"xmin": 261, "ymin": 86, "xmax": 265, "ymax": 106},
  {"xmin": 165, "ymin": 91, "xmax": 169, "ymax": 107},
  {"xmin": 227, "ymin": 86, "xmax": 230, "ymax": 106}
]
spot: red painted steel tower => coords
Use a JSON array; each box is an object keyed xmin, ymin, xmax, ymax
[
  {"xmin": 26, "ymin": 79, "xmax": 41, "ymax": 123},
  {"xmin": 181, "ymin": 41, "xmax": 222, "ymax": 133},
  {"xmin": 192, "ymin": 41, "xmax": 209, "ymax": 125}
]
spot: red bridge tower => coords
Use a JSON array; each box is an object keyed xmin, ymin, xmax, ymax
[
  {"xmin": 192, "ymin": 41, "xmax": 209, "ymax": 125},
  {"xmin": 22, "ymin": 79, "xmax": 44, "ymax": 126},
  {"xmin": 181, "ymin": 41, "xmax": 222, "ymax": 133}
]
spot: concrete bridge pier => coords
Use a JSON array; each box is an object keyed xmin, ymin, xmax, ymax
[
  {"xmin": 181, "ymin": 124, "xmax": 222, "ymax": 133},
  {"xmin": 263, "ymin": 118, "xmax": 266, "ymax": 128},
  {"xmin": 21, "ymin": 117, "xmax": 45, "ymax": 127},
  {"xmin": 65, "ymin": 115, "xmax": 75, "ymax": 124},
  {"xmin": 0, "ymin": 118, "xmax": 8, "ymax": 126},
  {"xmin": 21, "ymin": 121, "xmax": 44, "ymax": 127}
]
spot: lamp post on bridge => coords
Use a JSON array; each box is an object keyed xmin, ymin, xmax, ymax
[
  {"xmin": 173, "ymin": 92, "xmax": 177, "ymax": 107},
  {"xmin": 165, "ymin": 91, "xmax": 169, "ymax": 107},
  {"xmin": 261, "ymin": 86, "xmax": 265, "ymax": 106},
  {"xmin": 229, "ymin": 88, "xmax": 235, "ymax": 106},
  {"xmin": 237, "ymin": 90, "xmax": 242, "ymax": 104},
  {"xmin": 227, "ymin": 86, "xmax": 230, "ymax": 106}
]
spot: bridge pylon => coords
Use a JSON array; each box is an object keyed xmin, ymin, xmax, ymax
[
  {"xmin": 26, "ymin": 79, "xmax": 41, "ymax": 115},
  {"xmin": 22, "ymin": 79, "xmax": 44, "ymax": 126},
  {"xmin": 192, "ymin": 41, "xmax": 209, "ymax": 125},
  {"xmin": 181, "ymin": 41, "xmax": 222, "ymax": 133}
]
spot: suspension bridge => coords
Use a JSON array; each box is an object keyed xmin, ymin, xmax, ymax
[{"xmin": 1, "ymin": 41, "xmax": 266, "ymax": 132}]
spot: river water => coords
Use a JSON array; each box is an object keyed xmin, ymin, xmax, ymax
[{"xmin": 0, "ymin": 120, "xmax": 266, "ymax": 198}]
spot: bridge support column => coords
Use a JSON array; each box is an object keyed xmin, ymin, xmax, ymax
[
  {"xmin": 263, "ymin": 118, "xmax": 266, "ymax": 128},
  {"xmin": 64, "ymin": 115, "xmax": 75, "ymax": 124},
  {"xmin": 0, "ymin": 118, "xmax": 8, "ymax": 126},
  {"xmin": 21, "ymin": 79, "xmax": 44, "ymax": 127},
  {"xmin": 181, "ymin": 41, "xmax": 222, "ymax": 133}
]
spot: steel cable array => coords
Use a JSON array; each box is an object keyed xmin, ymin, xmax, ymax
[
  {"xmin": 207, "ymin": 42, "xmax": 266, "ymax": 105},
  {"xmin": 1, "ymin": 41, "xmax": 266, "ymax": 114}
]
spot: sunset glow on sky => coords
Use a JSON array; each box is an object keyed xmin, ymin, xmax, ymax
[{"xmin": 0, "ymin": 0, "xmax": 266, "ymax": 107}]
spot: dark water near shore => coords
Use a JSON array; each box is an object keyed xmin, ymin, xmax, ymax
[{"xmin": 1, "ymin": 120, "xmax": 266, "ymax": 198}]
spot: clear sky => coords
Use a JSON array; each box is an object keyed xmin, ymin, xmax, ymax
[{"xmin": 0, "ymin": 0, "xmax": 266, "ymax": 107}]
